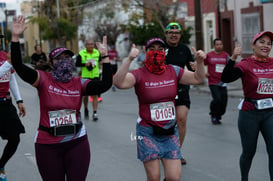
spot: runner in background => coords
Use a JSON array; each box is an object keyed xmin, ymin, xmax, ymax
[
  {"xmin": 108, "ymin": 45, "xmax": 120, "ymax": 91},
  {"xmin": 0, "ymin": 50, "xmax": 26, "ymax": 181},
  {"xmin": 204, "ymin": 38, "xmax": 229, "ymax": 125},
  {"xmin": 164, "ymin": 22, "xmax": 195, "ymax": 165}
]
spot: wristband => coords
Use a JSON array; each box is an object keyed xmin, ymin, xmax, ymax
[
  {"xmin": 101, "ymin": 55, "xmax": 109, "ymax": 59},
  {"xmin": 17, "ymin": 100, "xmax": 23, "ymax": 104}
]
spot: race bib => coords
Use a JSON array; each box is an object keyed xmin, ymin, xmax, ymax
[
  {"xmin": 257, "ymin": 78, "xmax": 273, "ymax": 94},
  {"xmin": 150, "ymin": 101, "xmax": 175, "ymax": 121},
  {"xmin": 215, "ymin": 64, "xmax": 225, "ymax": 73},
  {"xmin": 110, "ymin": 59, "xmax": 116, "ymax": 65},
  {"xmin": 256, "ymin": 98, "xmax": 273, "ymax": 110},
  {"xmin": 49, "ymin": 109, "xmax": 77, "ymax": 127}
]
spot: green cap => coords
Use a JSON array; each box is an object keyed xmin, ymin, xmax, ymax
[{"xmin": 165, "ymin": 22, "xmax": 182, "ymax": 32}]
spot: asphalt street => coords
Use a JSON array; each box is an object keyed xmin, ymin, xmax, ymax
[{"xmin": 0, "ymin": 76, "xmax": 269, "ymax": 181}]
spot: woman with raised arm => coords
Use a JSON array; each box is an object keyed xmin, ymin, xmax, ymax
[
  {"xmin": 10, "ymin": 15, "xmax": 112, "ymax": 181},
  {"xmin": 222, "ymin": 31, "xmax": 273, "ymax": 181},
  {"xmin": 113, "ymin": 37, "xmax": 206, "ymax": 181}
]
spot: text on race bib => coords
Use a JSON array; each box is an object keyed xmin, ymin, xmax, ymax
[
  {"xmin": 257, "ymin": 78, "xmax": 273, "ymax": 94},
  {"xmin": 48, "ymin": 109, "xmax": 77, "ymax": 127},
  {"xmin": 150, "ymin": 101, "xmax": 175, "ymax": 121}
]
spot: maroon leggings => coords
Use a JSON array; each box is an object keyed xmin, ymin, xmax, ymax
[{"xmin": 35, "ymin": 135, "xmax": 90, "ymax": 181}]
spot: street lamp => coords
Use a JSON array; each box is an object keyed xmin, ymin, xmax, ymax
[{"xmin": 0, "ymin": 2, "xmax": 6, "ymax": 51}]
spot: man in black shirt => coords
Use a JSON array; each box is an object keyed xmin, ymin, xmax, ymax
[
  {"xmin": 165, "ymin": 22, "xmax": 195, "ymax": 165},
  {"xmin": 31, "ymin": 44, "xmax": 47, "ymax": 67}
]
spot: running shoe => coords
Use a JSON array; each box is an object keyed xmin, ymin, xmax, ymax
[
  {"xmin": 0, "ymin": 173, "xmax": 7, "ymax": 181},
  {"xmin": 93, "ymin": 113, "xmax": 98, "ymax": 121},
  {"xmin": 0, "ymin": 168, "xmax": 7, "ymax": 181},
  {"xmin": 211, "ymin": 117, "xmax": 221, "ymax": 125},
  {"xmin": 98, "ymin": 97, "xmax": 103, "ymax": 102},
  {"xmin": 84, "ymin": 108, "xmax": 89, "ymax": 119},
  {"xmin": 112, "ymin": 86, "xmax": 116, "ymax": 92}
]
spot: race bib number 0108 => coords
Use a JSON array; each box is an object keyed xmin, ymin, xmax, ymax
[
  {"xmin": 49, "ymin": 109, "xmax": 77, "ymax": 127},
  {"xmin": 150, "ymin": 101, "xmax": 175, "ymax": 121}
]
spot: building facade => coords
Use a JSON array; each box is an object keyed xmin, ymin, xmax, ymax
[
  {"xmin": 179, "ymin": 0, "xmax": 273, "ymax": 56},
  {"xmin": 219, "ymin": 0, "xmax": 273, "ymax": 57}
]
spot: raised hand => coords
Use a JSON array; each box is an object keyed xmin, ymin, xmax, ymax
[
  {"xmin": 12, "ymin": 15, "xmax": 27, "ymax": 37},
  {"xmin": 96, "ymin": 36, "xmax": 108, "ymax": 56},
  {"xmin": 192, "ymin": 47, "xmax": 206, "ymax": 63},
  {"xmin": 128, "ymin": 44, "xmax": 139, "ymax": 61},
  {"xmin": 231, "ymin": 45, "xmax": 242, "ymax": 61}
]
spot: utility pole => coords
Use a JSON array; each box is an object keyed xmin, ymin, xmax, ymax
[
  {"xmin": 194, "ymin": 0, "xmax": 203, "ymax": 50},
  {"xmin": 37, "ymin": 0, "xmax": 42, "ymax": 47},
  {"xmin": 56, "ymin": 0, "xmax": 60, "ymax": 18},
  {"xmin": 4, "ymin": 9, "xmax": 8, "ymax": 51}
]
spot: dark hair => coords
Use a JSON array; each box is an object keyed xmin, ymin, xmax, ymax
[
  {"xmin": 34, "ymin": 44, "xmax": 41, "ymax": 50},
  {"xmin": 213, "ymin": 38, "xmax": 222, "ymax": 45}
]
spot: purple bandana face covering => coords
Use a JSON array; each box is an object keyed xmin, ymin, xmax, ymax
[{"xmin": 51, "ymin": 57, "xmax": 73, "ymax": 82}]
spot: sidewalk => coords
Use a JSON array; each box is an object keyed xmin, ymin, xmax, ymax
[{"xmin": 193, "ymin": 79, "xmax": 244, "ymax": 98}]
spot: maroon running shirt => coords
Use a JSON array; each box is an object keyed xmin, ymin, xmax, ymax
[
  {"xmin": 131, "ymin": 65, "xmax": 183, "ymax": 128},
  {"xmin": 34, "ymin": 70, "xmax": 90, "ymax": 144},
  {"xmin": 204, "ymin": 51, "xmax": 229, "ymax": 85},
  {"xmin": 0, "ymin": 52, "xmax": 14, "ymax": 97},
  {"xmin": 236, "ymin": 57, "xmax": 273, "ymax": 99}
]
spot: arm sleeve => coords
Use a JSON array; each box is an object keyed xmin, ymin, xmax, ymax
[
  {"xmin": 11, "ymin": 42, "xmax": 38, "ymax": 85},
  {"xmin": 75, "ymin": 55, "xmax": 85, "ymax": 67},
  {"xmin": 85, "ymin": 63, "xmax": 112, "ymax": 95},
  {"xmin": 0, "ymin": 61, "xmax": 12, "ymax": 77},
  {"xmin": 221, "ymin": 59, "xmax": 242, "ymax": 83},
  {"xmin": 9, "ymin": 73, "xmax": 22, "ymax": 102}
]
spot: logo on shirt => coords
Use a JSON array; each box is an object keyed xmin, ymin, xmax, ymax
[
  {"xmin": 48, "ymin": 85, "xmax": 80, "ymax": 97},
  {"xmin": 0, "ymin": 71, "xmax": 11, "ymax": 82},
  {"xmin": 145, "ymin": 79, "xmax": 175, "ymax": 88}
]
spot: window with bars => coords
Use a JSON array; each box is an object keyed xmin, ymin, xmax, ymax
[{"xmin": 241, "ymin": 13, "xmax": 261, "ymax": 54}]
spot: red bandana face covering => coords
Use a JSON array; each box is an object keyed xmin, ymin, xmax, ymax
[{"xmin": 144, "ymin": 50, "xmax": 166, "ymax": 74}]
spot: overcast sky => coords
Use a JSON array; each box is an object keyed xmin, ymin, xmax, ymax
[{"xmin": 0, "ymin": 0, "xmax": 23, "ymax": 21}]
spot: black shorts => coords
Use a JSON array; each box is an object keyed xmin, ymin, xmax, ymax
[
  {"xmin": 175, "ymin": 84, "xmax": 191, "ymax": 109},
  {"xmin": 0, "ymin": 100, "xmax": 25, "ymax": 139}
]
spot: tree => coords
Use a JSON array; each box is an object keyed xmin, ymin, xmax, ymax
[
  {"xmin": 29, "ymin": 0, "xmax": 87, "ymax": 47},
  {"xmin": 119, "ymin": 0, "xmax": 193, "ymax": 45},
  {"xmin": 92, "ymin": 2, "xmax": 123, "ymax": 46}
]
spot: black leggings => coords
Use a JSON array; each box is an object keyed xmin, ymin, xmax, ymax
[{"xmin": 0, "ymin": 134, "xmax": 20, "ymax": 168}]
